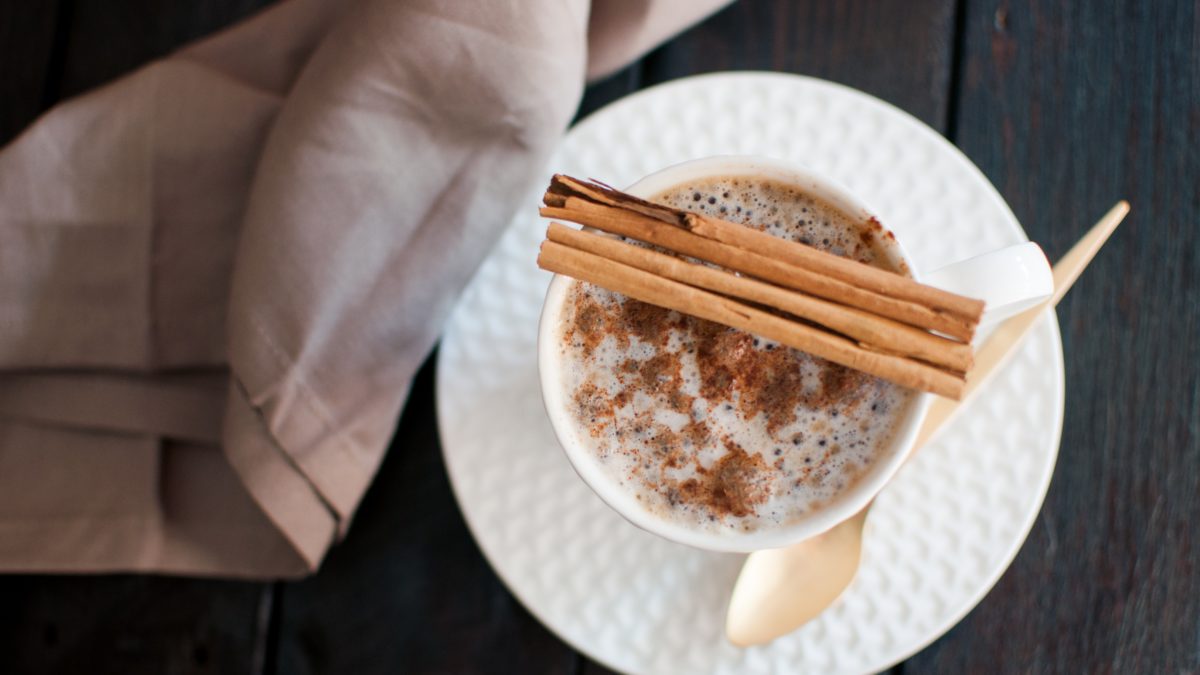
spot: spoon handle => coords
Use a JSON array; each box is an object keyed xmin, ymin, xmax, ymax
[{"xmin": 914, "ymin": 201, "xmax": 1130, "ymax": 449}]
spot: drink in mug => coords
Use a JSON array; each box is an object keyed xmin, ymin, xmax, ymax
[
  {"xmin": 551, "ymin": 173, "xmax": 914, "ymax": 532},
  {"xmin": 537, "ymin": 156, "xmax": 1051, "ymax": 552}
]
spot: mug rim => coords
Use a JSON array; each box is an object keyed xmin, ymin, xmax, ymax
[{"xmin": 537, "ymin": 155, "xmax": 933, "ymax": 553}]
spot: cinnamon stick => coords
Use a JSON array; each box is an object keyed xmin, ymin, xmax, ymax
[
  {"xmin": 541, "ymin": 197, "xmax": 978, "ymax": 342},
  {"xmin": 682, "ymin": 213, "xmax": 984, "ymax": 320},
  {"xmin": 537, "ymin": 241, "xmax": 966, "ymax": 399},
  {"xmin": 545, "ymin": 222, "xmax": 973, "ymax": 372},
  {"xmin": 546, "ymin": 174, "xmax": 984, "ymax": 328}
]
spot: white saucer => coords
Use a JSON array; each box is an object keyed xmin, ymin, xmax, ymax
[{"xmin": 436, "ymin": 72, "xmax": 1064, "ymax": 675}]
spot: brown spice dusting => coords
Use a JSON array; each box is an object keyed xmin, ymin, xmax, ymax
[
  {"xmin": 694, "ymin": 322, "xmax": 755, "ymax": 403},
  {"xmin": 612, "ymin": 389, "xmax": 631, "ymax": 408},
  {"xmin": 665, "ymin": 388, "xmax": 693, "ymax": 415},
  {"xmin": 559, "ymin": 176, "xmax": 916, "ymax": 528},
  {"xmin": 573, "ymin": 381, "xmax": 615, "ymax": 439},
  {"xmin": 672, "ymin": 441, "xmax": 770, "ymax": 518},
  {"xmin": 650, "ymin": 426, "xmax": 689, "ymax": 469},
  {"xmin": 818, "ymin": 363, "xmax": 869, "ymax": 412},
  {"xmin": 566, "ymin": 292, "xmax": 608, "ymax": 353},
  {"xmin": 700, "ymin": 366, "xmax": 734, "ymax": 403},
  {"xmin": 857, "ymin": 225, "xmax": 874, "ymax": 250},
  {"xmin": 650, "ymin": 427, "xmax": 679, "ymax": 455},
  {"xmin": 687, "ymin": 314, "xmax": 873, "ymax": 436},
  {"xmin": 573, "ymin": 382, "xmax": 612, "ymax": 421},
  {"xmin": 638, "ymin": 353, "xmax": 680, "ymax": 391},
  {"xmin": 740, "ymin": 346, "xmax": 810, "ymax": 435},
  {"xmin": 573, "ymin": 294, "xmax": 604, "ymax": 345},
  {"xmin": 631, "ymin": 351, "xmax": 694, "ymax": 415},
  {"xmin": 681, "ymin": 419, "xmax": 710, "ymax": 448},
  {"xmin": 618, "ymin": 299, "xmax": 674, "ymax": 347}
]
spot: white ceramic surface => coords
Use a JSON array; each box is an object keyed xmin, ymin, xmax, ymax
[
  {"xmin": 537, "ymin": 155, "xmax": 1049, "ymax": 554},
  {"xmin": 436, "ymin": 72, "xmax": 1064, "ymax": 674}
]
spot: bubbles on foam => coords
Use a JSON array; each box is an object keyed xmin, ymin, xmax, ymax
[
  {"xmin": 558, "ymin": 176, "xmax": 916, "ymax": 534},
  {"xmin": 653, "ymin": 407, "xmax": 690, "ymax": 431}
]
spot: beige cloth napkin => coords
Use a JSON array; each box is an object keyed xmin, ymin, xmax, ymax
[{"xmin": 0, "ymin": 0, "xmax": 729, "ymax": 578}]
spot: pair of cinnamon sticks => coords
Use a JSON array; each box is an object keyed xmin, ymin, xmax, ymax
[{"xmin": 536, "ymin": 175, "xmax": 983, "ymax": 399}]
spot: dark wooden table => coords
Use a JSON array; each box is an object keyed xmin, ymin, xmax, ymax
[{"xmin": 2, "ymin": 1, "xmax": 1196, "ymax": 673}]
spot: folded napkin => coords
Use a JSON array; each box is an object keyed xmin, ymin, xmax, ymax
[{"xmin": 0, "ymin": 0, "xmax": 729, "ymax": 578}]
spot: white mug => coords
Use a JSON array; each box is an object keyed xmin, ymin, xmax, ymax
[{"xmin": 538, "ymin": 156, "xmax": 1052, "ymax": 552}]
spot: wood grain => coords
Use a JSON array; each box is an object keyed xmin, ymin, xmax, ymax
[
  {"xmin": 0, "ymin": 3, "xmax": 280, "ymax": 675},
  {"xmin": 0, "ymin": 1, "xmax": 60, "ymax": 143},
  {"xmin": 2, "ymin": 0, "xmax": 1197, "ymax": 673},
  {"xmin": 0, "ymin": 575, "xmax": 272, "ymax": 675},
  {"xmin": 578, "ymin": 63, "xmax": 644, "ymax": 123},
  {"xmin": 269, "ymin": 357, "xmax": 579, "ymax": 675},
  {"xmin": 640, "ymin": 0, "xmax": 958, "ymax": 130},
  {"xmin": 905, "ymin": 1, "xmax": 1200, "ymax": 672},
  {"xmin": 53, "ymin": 0, "xmax": 270, "ymax": 99}
]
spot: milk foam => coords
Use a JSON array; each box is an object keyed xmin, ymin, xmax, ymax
[{"xmin": 557, "ymin": 177, "xmax": 917, "ymax": 534}]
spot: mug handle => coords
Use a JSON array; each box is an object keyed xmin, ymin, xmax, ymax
[{"xmin": 920, "ymin": 242, "xmax": 1054, "ymax": 330}]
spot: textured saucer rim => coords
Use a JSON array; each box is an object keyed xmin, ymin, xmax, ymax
[{"xmin": 435, "ymin": 71, "xmax": 1065, "ymax": 675}]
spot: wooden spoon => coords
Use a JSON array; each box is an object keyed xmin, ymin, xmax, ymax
[{"xmin": 725, "ymin": 201, "xmax": 1131, "ymax": 647}]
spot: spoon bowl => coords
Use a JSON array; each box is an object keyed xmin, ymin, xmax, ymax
[
  {"xmin": 724, "ymin": 201, "xmax": 1129, "ymax": 647},
  {"xmin": 725, "ymin": 506, "xmax": 868, "ymax": 647}
]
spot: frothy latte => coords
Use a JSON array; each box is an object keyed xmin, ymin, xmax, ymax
[{"xmin": 553, "ymin": 176, "xmax": 917, "ymax": 533}]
